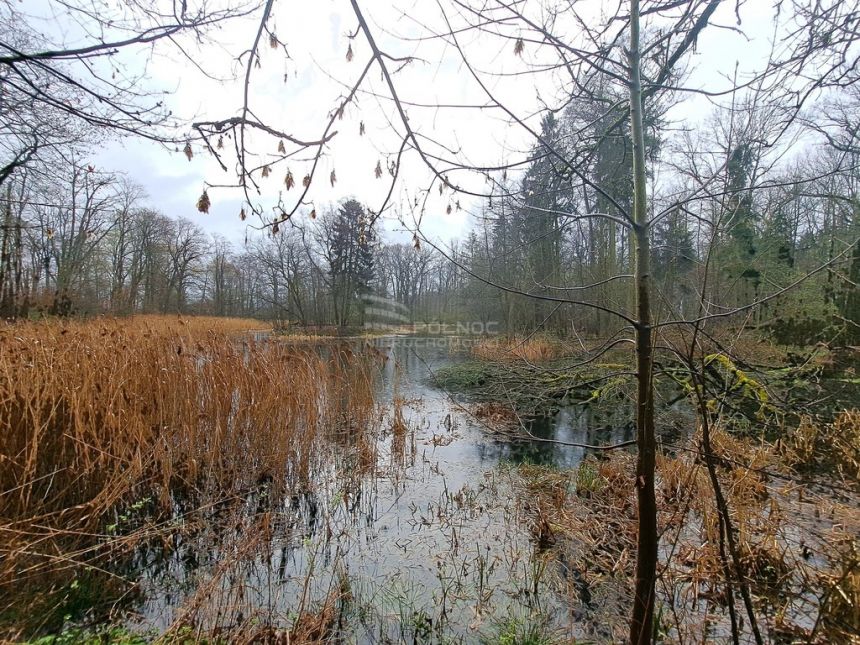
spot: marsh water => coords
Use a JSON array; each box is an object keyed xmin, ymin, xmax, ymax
[{"xmin": 131, "ymin": 336, "xmax": 636, "ymax": 641}]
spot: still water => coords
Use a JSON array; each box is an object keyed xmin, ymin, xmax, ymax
[{"xmin": 131, "ymin": 337, "xmax": 632, "ymax": 641}]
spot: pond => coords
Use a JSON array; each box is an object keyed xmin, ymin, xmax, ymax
[{"xmin": 129, "ymin": 336, "xmax": 634, "ymax": 642}]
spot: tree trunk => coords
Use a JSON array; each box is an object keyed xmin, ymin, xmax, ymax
[
  {"xmin": 842, "ymin": 200, "xmax": 860, "ymax": 343},
  {"xmin": 627, "ymin": 1, "xmax": 658, "ymax": 643}
]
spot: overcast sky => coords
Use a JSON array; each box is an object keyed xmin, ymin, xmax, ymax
[{"xmin": 80, "ymin": 0, "xmax": 782, "ymax": 248}]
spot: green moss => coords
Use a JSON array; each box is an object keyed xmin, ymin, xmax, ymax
[
  {"xmin": 28, "ymin": 626, "xmax": 150, "ymax": 645},
  {"xmin": 574, "ymin": 460, "xmax": 603, "ymax": 496},
  {"xmin": 432, "ymin": 361, "xmax": 498, "ymax": 391},
  {"xmin": 483, "ymin": 614, "xmax": 555, "ymax": 645},
  {"xmin": 431, "ymin": 359, "xmax": 630, "ymax": 416},
  {"xmin": 26, "ymin": 625, "xmax": 221, "ymax": 645}
]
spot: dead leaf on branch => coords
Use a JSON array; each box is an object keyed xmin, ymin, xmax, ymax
[
  {"xmin": 216, "ymin": 136, "xmax": 223, "ymax": 150},
  {"xmin": 346, "ymin": 43, "xmax": 354, "ymax": 62},
  {"xmin": 240, "ymin": 208, "xmax": 246, "ymax": 221},
  {"xmin": 514, "ymin": 37, "xmax": 525, "ymax": 56},
  {"xmin": 330, "ymin": 169, "xmax": 337, "ymax": 187},
  {"xmin": 269, "ymin": 33, "xmax": 278, "ymax": 49},
  {"xmin": 310, "ymin": 209, "xmax": 317, "ymax": 219},
  {"xmin": 375, "ymin": 160, "xmax": 383, "ymax": 179},
  {"xmin": 412, "ymin": 234, "xmax": 421, "ymax": 250},
  {"xmin": 446, "ymin": 203, "xmax": 452, "ymax": 215},
  {"xmin": 277, "ymin": 140, "xmax": 286, "ymax": 153},
  {"xmin": 285, "ymin": 170, "xmax": 295, "ymax": 190},
  {"xmin": 261, "ymin": 165, "xmax": 271, "ymax": 178},
  {"xmin": 359, "ymin": 121, "xmax": 365, "ymax": 136},
  {"xmin": 183, "ymin": 142, "xmax": 193, "ymax": 161},
  {"xmin": 196, "ymin": 190, "xmax": 210, "ymax": 214},
  {"xmin": 302, "ymin": 174, "xmax": 311, "ymax": 188}
]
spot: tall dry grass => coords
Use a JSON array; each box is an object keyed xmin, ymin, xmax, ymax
[
  {"xmin": 0, "ymin": 316, "xmax": 378, "ymax": 633},
  {"xmin": 471, "ymin": 334, "xmax": 569, "ymax": 363},
  {"xmin": 113, "ymin": 314, "xmax": 271, "ymax": 335}
]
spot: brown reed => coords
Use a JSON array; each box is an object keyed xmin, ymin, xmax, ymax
[
  {"xmin": 0, "ymin": 315, "xmax": 379, "ymax": 635},
  {"xmin": 471, "ymin": 334, "xmax": 569, "ymax": 363}
]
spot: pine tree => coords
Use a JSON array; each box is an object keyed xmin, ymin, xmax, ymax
[{"xmin": 327, "ymin": 199, "xmax": 377, "ymax": 326}]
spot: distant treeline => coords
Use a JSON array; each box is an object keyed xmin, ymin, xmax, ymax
[{"xmin": 2, "ymin": 100, "xmax": 858, "ymax": 344}]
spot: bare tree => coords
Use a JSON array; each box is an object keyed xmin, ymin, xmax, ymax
[
  {"xmin": 0, "ymin": 0, "xmax": 259, "ymax": 151},
  {"xmin": 251, "ymin": 226, "xmax": 311, "ymax": 323},
  {"xmin": 163, "ymin": 217, "xmax": 208, "ymax": 313}
]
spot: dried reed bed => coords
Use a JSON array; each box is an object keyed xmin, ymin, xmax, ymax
[
  {"xmin": 0, "ymin": 316, "xmax": 378, "ymax": 634},
  {"xmin": 113, "ymin": 314, "xmax": 271, "ymax": 335},
  {"xmin": 513, "ymin": 412, "xmax": 860, "ymax": 643},
  {"xmin": 471, "ymin": 335, "xmax": 569, "ymax": 363}
]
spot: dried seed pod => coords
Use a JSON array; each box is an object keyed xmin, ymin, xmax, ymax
[{"xmin": 196, "ymin": 190, "xmax": 210, "ymax": 214}]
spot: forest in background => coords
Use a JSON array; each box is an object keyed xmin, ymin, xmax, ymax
[
  {"xmin": 2, "ymin": 91, "xmax": 858, "ymax": 344},
  {"xmin": 1, "ymin": 0, "xmax": 857, "ymax": 346}
]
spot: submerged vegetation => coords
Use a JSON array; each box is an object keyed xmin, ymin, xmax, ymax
[{"xmin": 430, "ymin": 330, "xmax": 860, "ymax": 642}]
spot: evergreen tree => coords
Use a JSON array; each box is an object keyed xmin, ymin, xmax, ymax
[
  {"xmin": 653, "ymin": 208, "xmax": 697, "ymax": 317},
  {"xmin": 518, "ymin": 113, "xmax": 566, "ymax": 332},
  {"xmin": 721, "ymin": 142, "xmax": 762, "ymax": 307},
  {"xmin": 327, "ymin": 199, "xmax": 377, "ymax": 326}
]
